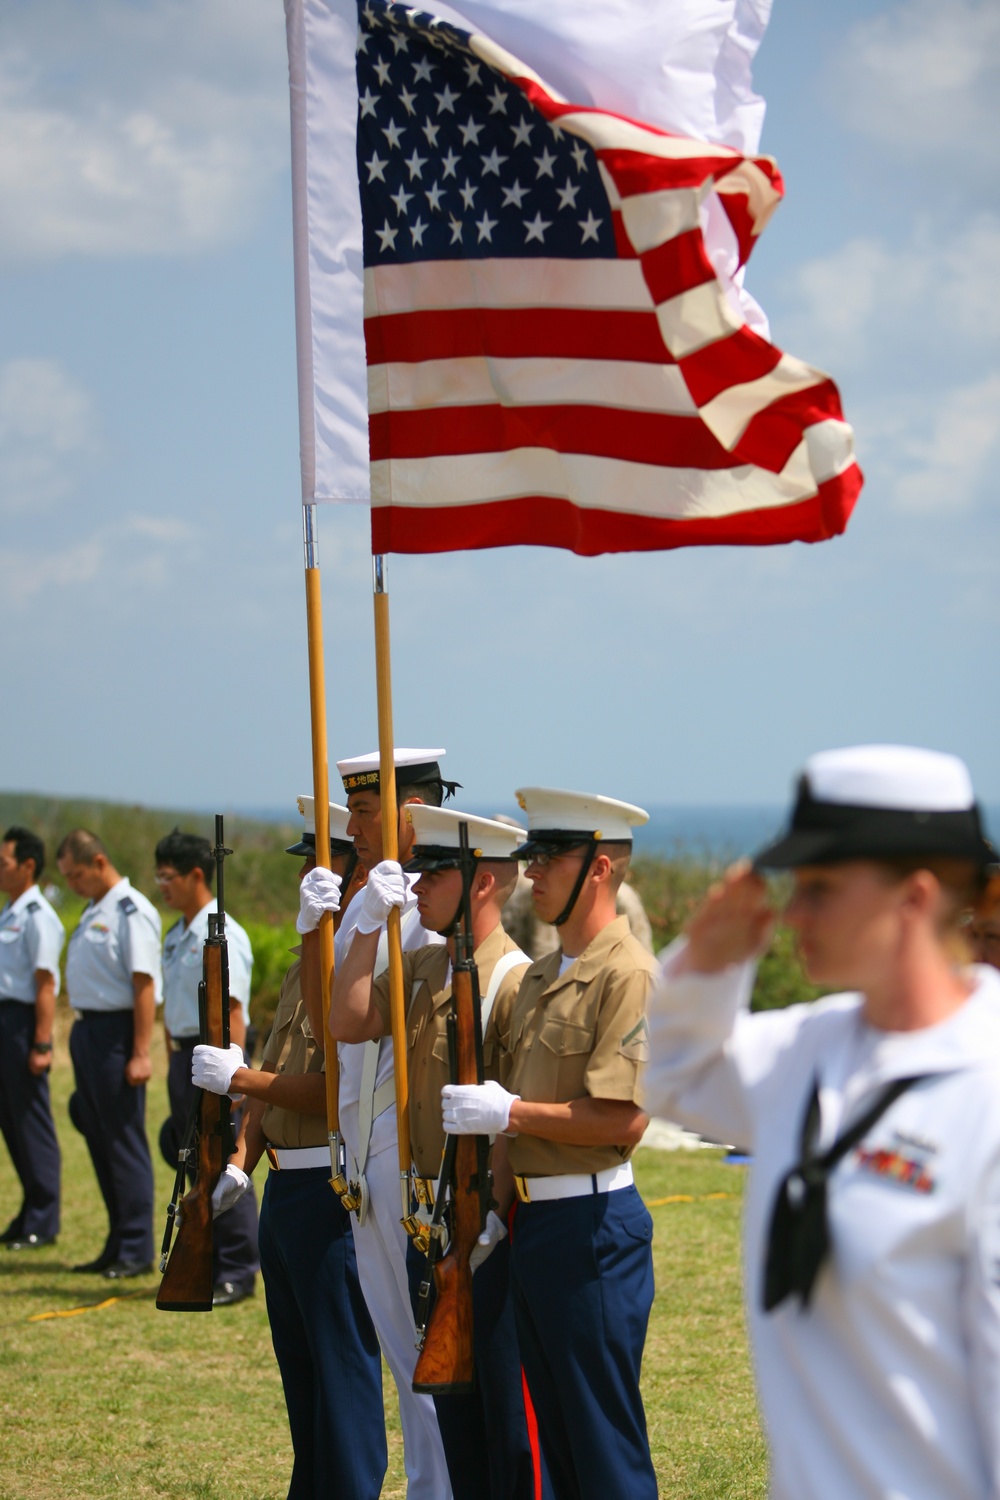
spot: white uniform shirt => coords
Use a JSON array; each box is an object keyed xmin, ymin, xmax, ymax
[
  {"xmin": 646, "ymin": 942, "xmax": 1000, "ymax": 1500},
  {"xmin": 65, "ymin": 877, "xmax": 162, "ymax": 1012},
  {"xmin": 0, "ymin": 885, "xmax": 65, "ymax": 1003},
  {"xmin": 334, "ymin": 873, "xmax": 444, "ymax": 1163},
  {"xmin": 161, "ymin": 900, "xmax": 254, "ymax": 1037}
]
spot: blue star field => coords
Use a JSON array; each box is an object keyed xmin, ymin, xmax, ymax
[{"xmin": 355, "ymin": 0, "xmax": 617, "ymax": 266}]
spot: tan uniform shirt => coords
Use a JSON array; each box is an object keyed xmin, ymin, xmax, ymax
[
  {"xmin": 260, "ymin": 956, "xmax": 327, "ymax": 1150},
  {"xmin": 501, "ymin": 915, "xmax": 654, "ymax": 1178},
  {"xmin": 373, "ymin": 923, "xmax": 530, "ymax": 1179}
]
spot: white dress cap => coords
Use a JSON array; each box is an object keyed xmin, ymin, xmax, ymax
[
  {"xmin": 514, "ymin": 787, "xmax": 649, "ymax": 841},
  {"xmin": 406, "ymin": 805, "xmax": 526, "ymax": 863},
  {"xmin": 805, "ymin": 745, "xmax": 975, "ymax": 813},
  {"xmin": 296, "ymin": 795, "xmax": 353, "ymax": 845}
]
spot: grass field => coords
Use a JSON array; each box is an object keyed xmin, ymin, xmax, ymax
[{"xmin": 0, "ymin": 1014, "xmax": 766, "ymax": 1500}]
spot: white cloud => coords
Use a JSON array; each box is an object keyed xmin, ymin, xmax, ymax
[
  {"xmin": 776, "ymin": 216, "xmax": 1000, "ymax": 370},
  {"xmin": 0, "ymin": 512, "xmax": 200, "ymax": 612},
  {"xmin": 0, "ymin": 358, "xmax": 100, "ymax": 511},
  {"xmin": 890, "ymin": 373, "xmax": 1000, "ymax": 514},
  {"xmin": 832, "ymin": 0, "xmax": 1000, "ymax": 174},
  {"xmin": 0, "ymin": 0, "xmax": 288, "ymax": 262}
]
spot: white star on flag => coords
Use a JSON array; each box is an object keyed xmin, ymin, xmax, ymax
[{"xmin": 523, "ymin": 211, "xmax": 550, "ymax": 243}]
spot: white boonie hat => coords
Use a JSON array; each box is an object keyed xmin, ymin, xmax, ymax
[
  {"xmin": 286, "ymin": 796, "xmax": 354, "ymax": 856},
  {"xmin": 513, "ymin": 787, "xmax": 649, "ymax": 860},
  {"xmin": 405, "ymin": 806, "xmax": 527, "ymax": 870},
  {"xmin": 754, "ymin": 744, "xmax": 995, "ymax": 869},
  {"xmin": 336, "ymin": 748, "xmax": 459, "ymax": 799}
]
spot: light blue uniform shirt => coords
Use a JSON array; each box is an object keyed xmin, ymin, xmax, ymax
[
  {"xmin": 65, "ymin": 877, "xmax": 162, "ymax": 1013},
  {"xmin": 0, "ymin": 885, "xmax": 65, "ymax": 1003},
  {"xmin": 161, "ymin": 900, "xmax": 253, "ymax": 1038}
]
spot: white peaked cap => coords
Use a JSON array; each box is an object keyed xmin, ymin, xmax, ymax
[
  {"xmin": 405, "ymin": 805, "xmax": 526, "ymax": 866},
  {"xmin": 805, "ymin": 745, "xmax": 974, "ymax": 811},
  {"xmin": 514, "ymin": 787, "xmax": 649, "ymax": 841},
  {"xmin": 296, "ymin": 795, "xmax": 353, "ymax": 844}
]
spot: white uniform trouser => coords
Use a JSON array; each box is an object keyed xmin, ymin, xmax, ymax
[{"xmin": 352, "ymin": 1143, "xmax": 452, "ymax": 1500}]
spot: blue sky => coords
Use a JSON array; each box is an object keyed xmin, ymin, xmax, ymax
[{"xmin": 2, "ymin": 0, "xmax": 997, "ymax": 814}]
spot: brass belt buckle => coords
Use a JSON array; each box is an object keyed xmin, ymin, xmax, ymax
[
  {"xmin": 266, "ymin": 1146, "xmax": 280, "ymax": 1171},
  {"xmin": 514, "ymin": 1174, "xmax": 530, "ymax": 1203}
]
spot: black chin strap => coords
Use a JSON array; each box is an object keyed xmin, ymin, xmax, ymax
[{"xmin": 553, "ymin": 838, "xmax": 600, "ymax": 928}]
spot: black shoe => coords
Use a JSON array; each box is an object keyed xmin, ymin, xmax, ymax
[
  {"xmin": 212, "ymin": 1279, "xmax": 255, "ymax": 1307},
  {"xmin": 102, "ymin": 1259, "xmax": 153, "ymax": 1280},
  {"xmin": 0, "ymin": 1221, "xmax": 24, "ymax": 1245},
  {"xmin": 72, "ymin": 1249, "xmax": 118, "ymax": 1273},
  {"xmin": 7, "ymin": 1234, "xmax": 56, "ymax": 1251}
]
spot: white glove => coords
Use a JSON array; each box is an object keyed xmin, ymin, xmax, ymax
[
  {"xmin": 192, "ymin": 1042, "xmax": 244, "ymax": 1097},
  {"xmin": 356, "ymin": 859, "xmax": 406, "ymax": 934},
  {"xmin": 212, "ymin": 1163, "xmax": 250, "ymax": 1218},
  {"xmin": 441, "ymin": 1080, "xmax": 519, "ymax": 1136},
  {"xmin": 469, "ymin": 1209, "xmax": 508, "ymax": 1274},
  {"xmin": 297, "ymin": 867, "xmax": 343, "ymax": 933}
]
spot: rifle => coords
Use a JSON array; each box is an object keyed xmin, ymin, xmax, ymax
[
  {"xmin": 412, "ymin": 821, "xmax": 491, "ymax": 1394},
  {"xmin": 156, "ymin": 816, "xmax": 235, "ymax": 1312}
]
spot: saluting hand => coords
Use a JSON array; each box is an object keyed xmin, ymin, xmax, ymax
[{"xmin": 682, "ymin": 861, "xmax": 775, "ymax": 974}]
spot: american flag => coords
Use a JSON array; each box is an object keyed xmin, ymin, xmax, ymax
[{"xmin": 357, "ymin": 0, "xmax": 862, "ymax": 556}]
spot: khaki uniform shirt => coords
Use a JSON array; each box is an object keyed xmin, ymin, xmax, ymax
[
  {"xmin": 373, "ymin": 923, "xmax": 530, "ymax": 1179},
  {"xmin": 260, "ymin": 956, "xmax": 327, "ymax": 1150},
  {"xmin": 501, "ymin": 915, "xmax": 655, "ymax": 1178}
]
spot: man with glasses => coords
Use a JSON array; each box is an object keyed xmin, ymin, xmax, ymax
[
  {"xmin": 440, "ymin": 788, "xmax": 659, "ymax": 1500},
  {"xmin": 156, "ymin": 829, "xmax": 258, "ymax": 1305}
]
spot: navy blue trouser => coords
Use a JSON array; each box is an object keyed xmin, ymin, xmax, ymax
[
  {"xmin": 510, "ymin": 1184, "xmax": 658, "ymax": 1500},
  {"xmin": 68, "ymin": 1011, "xmax": 154, "ymax": 1264},
  {"xmin": 0, "ymin": 1000, "xmax": 60, "ymax": 1239},
  {"xmin": 406, "ymin": 1229, "xmax": 547, "ymax": 1500},
  {"xmin": 258, "ymin": 1166, "xmax": 387, "ymax": 1500},
  {"xmin": 165, "ymin": 1040, "xmax": 259, "ymax": 1285}
]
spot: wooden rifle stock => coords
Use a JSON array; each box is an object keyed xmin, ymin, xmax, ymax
[
  {"xmin": 413, "ymin": 820, "xmax": 487, "ymax": 1394},
  {"xmin": 411, "ymin": 962, "xmax": 480, "ymax": 1391},
  {"xmin": 157, "ymin": 819, "xmax": 233, "ymax": 1312}
]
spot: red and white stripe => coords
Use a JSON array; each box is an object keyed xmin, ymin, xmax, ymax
[{"xmin": 368, "ymin": 33, "xmax": 861, "ymax": 557}]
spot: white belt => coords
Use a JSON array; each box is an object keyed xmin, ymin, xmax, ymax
[
  {"xmin": 514, "ymin": 1161, "xmax": 633, "ymax": 1203},
  {"xmin": 266, "ymin": 1145, "xmax": 330, "ymax": 1171}
]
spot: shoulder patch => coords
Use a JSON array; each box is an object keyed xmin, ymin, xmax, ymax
[
  {"xmin": 618, "ymin": 1016, "xmax": 650, "ymax": 1064},
  {"xmin": 118, "ymin": 895, "xmax": 138, "ymax": 916},
  {"xmin": 26, "ymin": 901, "xmax": 41, "ymax": 914}
]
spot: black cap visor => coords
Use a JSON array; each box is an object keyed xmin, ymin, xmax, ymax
[
  {"xmin": 514, "ymin": 828, "xmax": 631, "ymax": 862},
  {"xmin": 285, "ymin": 832, "xmax": 355, "ymax": 858},
  {"xmin": 754, "ymin": 791, "xmax": 995, "ymax": 871}
]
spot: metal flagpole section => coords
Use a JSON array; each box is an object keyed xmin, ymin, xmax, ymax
[
  {"xmin": 303, "ymin": 502, "xmax": 342, "ymax": 1185},
  {"xmin": 372, "ymin": 552, "xmax": 412, "ymax": 1220}
]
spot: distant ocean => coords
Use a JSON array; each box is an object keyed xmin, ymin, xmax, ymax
[{"xmin": 242, "ymin": 801, "xmax": 1000, "ymax": 864}]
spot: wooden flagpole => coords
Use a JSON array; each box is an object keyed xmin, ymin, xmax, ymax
[
  {"xmin": 303, "ymin": 503, "xmax": 341, "ymax": 1182},
  {"xmin": 372, "ymin": 552, "xmax": 412, "ymax": 1219}
]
